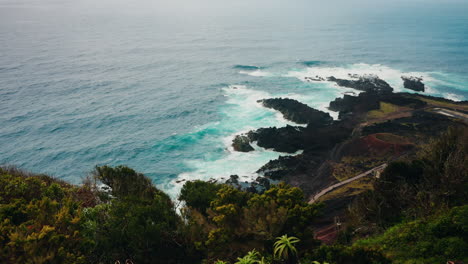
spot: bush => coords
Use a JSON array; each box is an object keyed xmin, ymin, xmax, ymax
[
  {"xmin": 84, "ymin": 165, "xmax": 192, "ymax": 264},
  {"xmin": 181, "ymin": 182, "xmax": 321, "ymax": 262},
  {"xmin": 355, "ymin": 205, "xmax": 468, "ymax": 263},
  {"xmin": 179, "ymin": 180, "xmax": 222, "ymax": 214},
  {"xmin": 0, "ymin": 167, "xmax": 90, "ymax": 264}
]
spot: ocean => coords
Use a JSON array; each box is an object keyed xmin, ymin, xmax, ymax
[{"xmin": 1, "ymin": 0, "xmax": 468, "ymax": 198}]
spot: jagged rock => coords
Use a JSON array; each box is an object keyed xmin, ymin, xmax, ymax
[
  {"xmin": 259, "ymin": 98, "xmax": 333, "ymax": 125},
  {"xmin": 255, "ymin": 176, "xmax": 271, "ymax": 189},
  {"xmin": 381, "ymin": 94, "xmax": 426, "ymax": 108},
  {"xmin": 225, "ymin": 175, "xmax": 241, "ymax": 188},
  {"xmin": 329, "ymin": 92, "xmax": 429, "ymax": 120},
  {"xmin": 257, "ymin": 155, "xmax": 307, "ymax": 179},
  {"xmin": 232, "ymin": 135, "xmax": 254, "ymax": 152},
  {"xmin": 362, "ymin": 110, "xmax": 457, "ymax": 139},
  {"xmin": 329, "ymin": 92, "xmax": 380, "ymax": 119},
  {"xmin": 402, "ymin": 76, "xmax": 425, "ymax": 92},
  {"xmin": 247, "ymin": 125, "xmax": 304, "ymax": 153},
  {"xmin": 305, "ymin": 76, "xmax": 325, "ymax": 82},
  {"xmin": 327, "ymin": 75, "xmax": 393, "ymax": 93}
]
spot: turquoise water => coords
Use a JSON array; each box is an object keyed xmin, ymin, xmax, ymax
[{"xmin": 1, "ymin": 0, "xmax": 468, "ymax": 197}]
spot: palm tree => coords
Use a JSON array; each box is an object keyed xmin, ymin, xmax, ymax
[{"xmin": 273, "ymin": 235, "xmax": 300, "ymax": 264}]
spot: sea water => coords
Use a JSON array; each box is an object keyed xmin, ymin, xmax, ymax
[{"xmin": 1, "ymin": 0, "xmax": 468, "ymax": 198}]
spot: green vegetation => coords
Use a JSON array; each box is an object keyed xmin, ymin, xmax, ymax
[
  {"xmin": 0, "ymin": 166, "xmax": 321, "ymax": 263},
  {"xmin": 181, "ymin": 182, "xmax": 321, "ymax": 262},
  {"xmin": 338, "ymin": 126, "xmax": 468, "ymax": 263},
  {"xmin": 316, "ymin": 177, "xmax": 373, "ymax": 203},
  {"xmin": 349, "ymin": 127, "xmax": 467, "ymax": 228},
  {"xmin": 0, "ymin": 127, "xmax": 466, "ymax": 263},
  {"xmin": 356, "ymin": 205, "xmax": 468, "ymax": 263},
  {"xmin": 0, "ymin": 168, "xmax": 90, "ymax": 264},
  {"xmin": 417, "ymin": 96, "xmax": 468, "ymax": 111},
  {"xmin": 180, "ymin": 180, "xmax": 222, "ymax": 214},
  {"xmin": 83, "ymin": 166, "xmax": 187, "ymax": 264},
  {"xmin": 367, "ymin": 102, "xmax": 399, "ymax": 119},
  {"xmin": 273, "ymin": 235, "xmax": 300, "ymax": 263},
  {"xmin": 374, "ymin": 133, "xmax": 408, "ymax": 144},
  {"xmin": 332, "ymin": 156, "xmax": 385, "ymax": 181}
]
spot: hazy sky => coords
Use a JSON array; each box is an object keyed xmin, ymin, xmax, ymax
[
  {"xmin": 1, "ymin": 0, "xmax": 467, "ymax": 33},
  {"xmin": 1, "ymin": 0, "xmax": 467, "ymax": 16}
]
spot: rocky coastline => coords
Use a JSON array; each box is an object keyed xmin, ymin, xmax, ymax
[{"xmin": 228, "ymin": 73, "xmax": 468, "ymax": 197}]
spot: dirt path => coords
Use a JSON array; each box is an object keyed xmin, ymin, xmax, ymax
[
  {"xmin": 309, "ymin": 163, "xmax": 387, "ymax": 203},
  {"xmin": 432, "ymin": 108, "xmax": 468, "ymax": 122}
]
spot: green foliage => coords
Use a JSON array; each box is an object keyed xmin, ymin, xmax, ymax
[
  {"xmin": 180, "ymin": 180, "xmax": 222, "ymax": 214},
  {"xmin": 307, "ymin": 245, "xmax": 390, "ymax": 264},
  {"xmin": 367, "ymin": 102, "xmax": 399, "ymax": 119},
  {"xmin": 349, "ymin": 126, "xmax": 468, "ymax": 228},
  {"xmin": 93, "ymin": 165, "xmax": 159, "ymax": 200},
  {"xmin": 235, "ymin": 249, "xmax": 261, "ymax": 264},
  {"xmin": 84, "ymin": 165, "xmax": 190, "ymax": 264},
  {"xmin": 182, "ymin": 183, "xmax": 320, "ymax": 262},
  {"xmin": 355, "ymin": 205, "xmax": 468, "ymax": 263},
  {"xmin": 3, "ymin": 124, "xmax": 464, "ymax": 264},
  {"xmin": 0, "ymin": 168, "xmax": 89, "ymax": 264},
  {"xmin": 417, "ymin": 126, "xmax": 468, "ymax": 207},
  {"xmin": 273, "ymin": 235, "xmax": 300, "ymax": 261}
]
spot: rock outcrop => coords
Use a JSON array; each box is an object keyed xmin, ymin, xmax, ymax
[
  {"xmin": 232, "ymin": 135, "xmax": 254, "ymax": 152},
  {"xmin": 327, "ymin": 75, "xmax": 393, "ymax": 93},
  {"xmin": 247, "ymin": 125, "xmax": 304, "ymax": 153},
  {"xmin": 329, "ymin": 93, "xmax": 381, "ymax": 119},
  {"xmin": 259, "ymin": 98, "xmax": 333, "ymax": 125},
  {"xmin": 329, "ymin": 92, "xmax": 427, "ymax": 119},
  {"xmin": 402, "ymin": 76, "xmax": 425, "ymax": 92}
]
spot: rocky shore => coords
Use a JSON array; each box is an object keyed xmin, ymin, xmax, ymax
[
  {"xmin": 229, "ymin": 73, "xmax": 468, "ymax": 197},
  {"xmin": 259, "ymin": 98, "xmax": 333, "ymax": 125},
  {"xmin": 327, "ymin": 75, "xmax": 393, "ymax": 93}
]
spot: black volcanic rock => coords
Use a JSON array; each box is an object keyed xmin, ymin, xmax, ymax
[
  {"xmin": 259, "ymin": 98, "xmax": 333, "ymax": 125},
  {"xmin": 257, "ymin": 155, "xmax": 309, "ymax": 179},
  {"xmin": 225, "ymin": 175, "xmax": 241, "ymax": 186},
  {"xmin": 255, "ymin": 176, "xmax": 271, "ymax": 189},
  {"xmin": 247, "ymin": 125, "xmax": 304, "ymax": 153},
  {"xmin": 327, "ymin": 75, "xmax": 393, "ymax": 93},
  {"xmin": 362, "ymin": 110, "xmax": 459, "ymax": 139},
  {"xmin": 381, "ymin": 94, "xmax": 427, "ymax": 108},
  {"xmin": 329, "ymin": 92, "xmax": 428, "ymax": 120},
  {"xmin": 402, "ymin": 76, "xmax": 425, "ymax": 92},
  {"xmin": 329, "ymin": 92, "xmax": 380, "ymax": 119},
  {"xmin": 232, "ymin": 135, "xmax": 254, "ymax": 152},
  {"xmin": 245, "ymin": 120, "xmax": 352, "ymax": 155}
]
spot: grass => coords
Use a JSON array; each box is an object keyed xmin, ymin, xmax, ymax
[
  {"xmin": 333, "ymin": 156, "xmax": 387, "ymax": 181},
  {"xmin": 367, "ymin": 102, "xmax": 399, "ymax": 119},
  {"xmin": 332, "ymin": 161, "xmax": 363, "ymax": 181},
  {"xmin": 417, "ymin": 96, "xmax": 468, "ymax": 111},
  {"xmin": 317, "ymin": 177, "xmax": 374, "ymax": 202},
  {"xmin": 374, "ymin": 133, "xmax": 408, "ymax": 144}
]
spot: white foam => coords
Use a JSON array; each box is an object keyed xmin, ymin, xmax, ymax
[
  {"xmin": 162, "ymin": 64, "xmax": 467, "ymax": 199},
  {"xmin": 285, "ymin": 63, "xmax": 434, "ymax": 94},
  {"xmin": 162, "ymin": 85, "xmax": 303, "ymax": 199},
  {"xmin": 239, "ymin": 70, "xmax": 273, "ymax": 77},
  {"xmin": 444, "ymin": 93, "xmax": 465, "ymax": 102}
]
